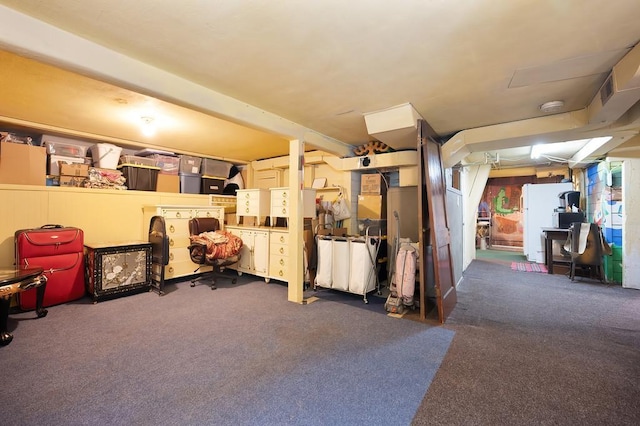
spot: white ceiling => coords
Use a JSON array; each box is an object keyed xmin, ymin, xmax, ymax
[{"xmin": 1, "ymin": 0, "xmax": 640, "ymax": 169}]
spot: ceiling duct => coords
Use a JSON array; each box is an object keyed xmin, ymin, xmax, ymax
[
  {"xmin": 588, "ymin": 42, "xmax": 640, "ymax": 125},
  {"xmin": 363, "ymin": 103, "xmax": 424, "ymax": 150}
]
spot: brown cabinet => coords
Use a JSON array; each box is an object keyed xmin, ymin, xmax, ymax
[{"xmin": 84, "ymin": 241, "xmax": 152, "ymax": 302}]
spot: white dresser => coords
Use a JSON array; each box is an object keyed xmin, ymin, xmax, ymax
[
  {"xmin": 235, "ymin": 189, "xmax": 270, "ymax": 225},
  {"xmin": 269, "ymin": 187, "xmax": 316, "ymax": 225},
  {"xmin": 268, "ymin": 229, "xmax": 290, "ymax": 281},
  {"xmin": 142, "ymin": 205, "xmax": 225, "ymax": 279}
]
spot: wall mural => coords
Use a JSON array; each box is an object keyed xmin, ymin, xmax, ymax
[
  {"xmin": 480, "ymin": 183, "xmax": 524, "ymax": 247},
  {"xmin": 586, "ymin": 161, "xmax": 623, "ymax": 283},
  {"xmin": 479, "ymin": 176, "xmax": 563, "ymax": 249}
]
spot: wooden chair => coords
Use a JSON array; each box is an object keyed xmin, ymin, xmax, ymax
[
  {"xmin": 567, "ymin": 222, "xmax": 609, "ymax": 282},
  {"xmin": 148, "ymin": 215, "xmax": 169, "ymax": 295}
]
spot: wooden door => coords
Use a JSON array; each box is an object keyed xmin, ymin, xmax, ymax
[{"xmin": 417, "ymin": 119, "xmax": 457, "ymax": 323}]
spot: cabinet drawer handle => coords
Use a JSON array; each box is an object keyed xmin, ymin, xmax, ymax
[
  {"xmin": 169, "ymin": 225, "xmax": 175, "ymax": 233},
  {"xmin": 280, "ymin": 259, "xmax": 285, "ymax": 266},
  {"xmin": 279, "ymin": 236, "xmax": 285, "ymax": 243},
  {"xmin": 176, "ymin": 212, "xmax": 182, "ymax": 218},
  {"xmin": 279, "ymin": 270, "xmax": 284, "ymax": 277},
  {"xmin": 169, "ymin": 239, "xmax": 174, "ymax": 247},
  {"xmin": 206, "ymin": 212, "xmax": 211, "ymax": 217},
  {"xmin": 283, "ymin": 192, "xmax": 288, "ymax": 198},
  {"xmin": 168, "ymin": 266, "xmax": 174, "ymax": 274},
  {"xmin": 282, "ymin": 208, "xmax": 287, "ymax": 214},
  {"xmin": 245, "ymin": 208, "xmax": 250, "ymax": 214},
  {"xmin": 282, "ymin": 200, "xmax": 287, "ymax": 206},
  {"xmin": 245, "ymin": 193, "xmax": 250, "ymax": 199},
  {"xmin": 169, "ymin": 253, "xmax": 174, "ymax": 261},
  {"xmin": 279, "ymin": 247, "xmax": 284, "ymax": 254}
]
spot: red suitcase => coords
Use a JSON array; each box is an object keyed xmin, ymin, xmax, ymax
[{"xmin": 15, "ymin": 225, "xmax": 86, "ymax": 310}]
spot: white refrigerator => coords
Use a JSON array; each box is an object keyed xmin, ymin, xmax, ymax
[{"xmin": 522, "ymin": 182, "xmax": 572, "ymax": 263}]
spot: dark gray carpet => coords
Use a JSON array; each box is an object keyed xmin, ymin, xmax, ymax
[
  {"xmin": 3, "ymin": 273, "xmax": 453, "ymax": 425},
  {"xmin": 413, "ymin": 259, "xmax": 640, "ymax": 426}
]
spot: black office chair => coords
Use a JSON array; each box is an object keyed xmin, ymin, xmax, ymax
[
  {"xmin": 566, "ymin": 222, "xmax": 610, "ymax": 282},
  {"xmin": 148, "ymin": 216, "xmax": 169, "ymax": 295},
  {"xmin": 187, "ymin": 217, "xmax": 241, "ymax": 290}
]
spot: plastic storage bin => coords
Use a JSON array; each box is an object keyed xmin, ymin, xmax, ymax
[
  {"xmin": 45, "ymin": 142, "xmax": 88, "ymax": 157},
  {"xmin": 179, "ymin": 173, "xmax": 201, "ymax": 194},
  {"xmin": 119, "ymin": 164, "xmax": 160, "ymax": 191},
  {"xmin": 151, "ymin": 154, "xmax": 180, "ymax": 174},
  {"xmin": 120, "ymin": 155, "xmax": 157, "ymax": 167},
  {"xmin": 202, "ymin": 158, "xmax": 232, "ymax": 179},
  {"xmin": 91, "ymin": 143, "xmax": 122, "ymax": 169},
  {"xmin": 48, "ymin": 154, "xmax": 88, "ymax": 176},
  {"xmin": 179, "ymin": 155, "xmax": 202, "ymax": 174}
]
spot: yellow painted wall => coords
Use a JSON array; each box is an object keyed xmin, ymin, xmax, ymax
[{"xmin": 0, "ymin": 184, "xmax": 211, "ymax": 264}]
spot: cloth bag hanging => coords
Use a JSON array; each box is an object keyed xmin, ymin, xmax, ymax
[{"xmin": 332, "ymin": 194, "xmax": 351, "ymax": 221}]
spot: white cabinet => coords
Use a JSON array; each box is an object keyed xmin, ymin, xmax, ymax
[
  {"xmin": 235, "ymin": 189, "xmax": 270, "ymax": 225},
  {"xmin": 226, "ymin": 226, "xmax": 270, "ymax": 281},
  {"xmin": 142, "ymin": 205, "xmax": 225, "ymax": 279},
  {"xmin": 269, "ymin": 229, "xmax": 289, "ymax": 281},
  {"xmin": 269, "ymin": 187, "xmax": 316, "ymax": 225}
]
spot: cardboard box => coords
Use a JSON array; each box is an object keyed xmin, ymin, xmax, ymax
[
  {"xmin": 357, "ymin": 194, "xmax": 387, "ymax": 219},
  {"xmin": 59, "ymin": 175, "xmax": 88, "ymax": 188},
  {"xmin": 361, "ymin": 173, "xmax": 383, "ymax": 195},
  {"xmin": 155, "ymin": 173, "xmax": 180, "ymax": 193},
  {"xmin": 0, "ymin": 141, "xmax": 46, "ymax": 185},
  {"xmin": 48, "ymin": 154, "xmax": 86, "ymax": 175},
  {"xmin": 60, "ymin": 162, "xmax": 89, "ymax": 177}
]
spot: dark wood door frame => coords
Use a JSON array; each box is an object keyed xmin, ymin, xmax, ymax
[{"xmin": 417, "ymin": 119, "xmax": 457, "ymax": 323}]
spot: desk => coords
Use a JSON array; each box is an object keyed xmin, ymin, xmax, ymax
[
  {"xmin": 0, "ymin": 266, "xmax": 47, "ymax": 346},
  {"xmin": 541, "ymin": 228, "xmax": 570, "ymax": 275}
]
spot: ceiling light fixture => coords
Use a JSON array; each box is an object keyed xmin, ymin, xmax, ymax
[
  {"xmin": 140, "ymin": 116, "xmax": 156, "ymax": 137},
  {"xmin": 539, "ymin": 100, "xmax": 565, "ymax": 114}
]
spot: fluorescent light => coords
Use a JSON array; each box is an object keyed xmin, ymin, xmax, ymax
[
  {"xmin": 530, "ymin": 139, "xmax": 594, "ymax": 160},
  {"xmin": 530, "ymin": 144, "xmax": 543, "ymax": 159},
  {"xmin": 570, "ymin": 136, "xmax": 613, "ymax": 164}
]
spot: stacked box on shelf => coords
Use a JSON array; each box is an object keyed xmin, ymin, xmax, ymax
[
  {"xmin": 202, "ymin": 158, "xmax": 232, "ymax": 177},
  {"xmin": 118, "ymin": 156, "xmax": 160, "ymax": 191},
  {"xmin": 179, "ymin": 155, "xmax": 202, "ymax": 194},
  {"xmin": 145, "ymin": 154, "xmax": 180, "ymax": 192},
  {"xmin": 201, "ymin": 158, "xmax": 232, "ymax": 194},
  {"xmin": 44, "ymin": 140, "xmax": 90, "ymax": 181},
  {"xmin": 59, "ymin": 163, "xmax": 90, "ymax": 187},
  {"xmin": 0, "ymin": 138, "xmax": 46, "ymax": 185},
  {"xmin": 201, "ymin": 177, "xmax": 225, "ymax": 194},
  {"xmin": 91, "ymin": 143, "xmax": 122, "ymax": 169},
  {"xmin": 45, "ymin": 141, "xmax": 88, "ymax": 158},
  {"xmin": 151, "ymin": 154, "xmax": 180, "ymax": 175}
]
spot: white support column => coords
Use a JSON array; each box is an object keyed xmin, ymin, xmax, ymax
[
  {"xmin": 622, "ymin": 159, "xmax": 639, "ymax": 289},
  {"xmin": 288, "ymin": 139, "xmax": 305, "ymax": 303},
  {"xmin": 461, "ymin": 164, "xmax": 491, "ymax": 270}
]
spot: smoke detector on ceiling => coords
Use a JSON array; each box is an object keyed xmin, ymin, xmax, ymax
[{"xmin": 539, "ymin": 100, "xmax": 565, "ymax": 114}]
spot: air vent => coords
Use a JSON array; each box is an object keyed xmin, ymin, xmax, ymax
[{"xmin": 600, "ymin": 73, "xmax": 614, "ymax": 106}]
